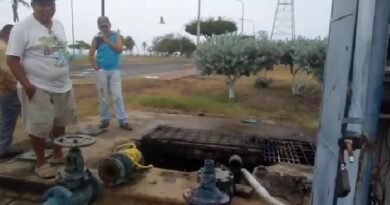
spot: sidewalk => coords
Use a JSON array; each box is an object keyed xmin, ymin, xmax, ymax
[
  {"xmin": 72, "ymin": 68, "xmax": 197, "ymax": 85},
  {"xmin": 143, "ymin": 68, "xmax": 197, "ymax": 80}
]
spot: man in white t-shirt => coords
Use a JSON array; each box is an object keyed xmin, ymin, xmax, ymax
[{"xmin": 6, "ymin": 0, "xmax": 77, "ymax": 178}]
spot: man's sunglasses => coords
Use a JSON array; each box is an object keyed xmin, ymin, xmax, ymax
[{"xmin": 99, "ymin": 25, "xmax": 110, "ymax": 29}]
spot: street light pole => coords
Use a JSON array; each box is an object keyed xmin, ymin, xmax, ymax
[
  {"xmin": 180, "ymin": 34, "xmax": 183, "ymax": 54},
  {"xmin": 196, "ymin": 0, "xmax": 201, "ymax": 45},
  {"xmin": 236, "ymin": 0, "xmax": 244, "ymax": 35},
  {"xmin": 71, "ymin": 0, "xmax": 75, "ymax": 57},
  {"xmin": 240, "ymin": 18, "xmax": 255, "ymax": 37},
  {"xmin": 101, "ymin": 0, "xmax": 105, "ymax": 16}
]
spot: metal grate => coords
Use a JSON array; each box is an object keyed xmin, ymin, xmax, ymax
[
  {"xmin": 264, "ymin": 138, "xmax": 316, "ymax": 165},
  {"xmin": 141, "ymin": 126, "xmax": 316, "ymax": 168},
  {"xmin": 144, "ymin": 126, "xmax": 266, "ymax": 148}
]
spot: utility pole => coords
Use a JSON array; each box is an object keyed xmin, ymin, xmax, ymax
[
  {"xmin": 71, "ymin": 0, "xmax": 75, "ymax": 57},
  {"xmin": 101, "ymin": 0, "xmax": 105, "ymax": 16},
  {"xmin": 196, "ymin": 0, "xmax": 201, "ymax": 45},
  {"xmin": 236, "ymin": 0, "xmax": 245, "ymax": 35}
]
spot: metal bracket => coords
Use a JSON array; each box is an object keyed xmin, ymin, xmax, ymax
[
  {"xmin": 338, "ymin": 133, "xmax": 364, "ymax": 163},
  {"xmin": 342, "ymin": 118, "xmax": 364, "ymax": 124}
]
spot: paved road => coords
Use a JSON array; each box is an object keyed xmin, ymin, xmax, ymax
[{"xmin": 70, "ymin": 63, "xmax": 190, "ymax": 78}]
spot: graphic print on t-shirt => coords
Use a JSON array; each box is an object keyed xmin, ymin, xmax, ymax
[{"xmin": 39, "ymin": 35, "xmax": 68, "ymax": 67}]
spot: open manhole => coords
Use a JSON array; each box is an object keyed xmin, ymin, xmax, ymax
[{"xmin": 139, "ymin": 126, "xmax": 316, "ymax": 172}]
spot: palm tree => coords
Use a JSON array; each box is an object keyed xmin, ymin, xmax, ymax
[{"xmin": 11, "ymin": 0, "xmax": 30, "ymax": 22}]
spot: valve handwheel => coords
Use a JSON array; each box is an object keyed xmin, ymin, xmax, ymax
[{"xmin": 54, "ymin": 134, "xmax": 96, "ymax": 148}]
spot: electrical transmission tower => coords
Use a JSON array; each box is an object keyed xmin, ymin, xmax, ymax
[{"xmin": 271, "ymin": 0, "xmax": 295, "ymax": 40}]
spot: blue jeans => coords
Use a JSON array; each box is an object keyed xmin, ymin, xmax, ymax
[
  {"xmin": 95, "ymin": 69, "xmax": 128, "ymax": 124},
  {"xmin": 0, "ymin": 90, "xmax": 20, "ymax": 154}
]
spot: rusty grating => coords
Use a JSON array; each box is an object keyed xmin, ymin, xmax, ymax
[
  {"xmin": 140, "ymin": 126, "xmax": 316, "ymax": 171},
  {"xmin": 143, "ymin": 126, "xmax": 266, "ymax": 148},
  {"xmin": 263, "ymin": 138, "xmax": 316, "ymax": 165}
]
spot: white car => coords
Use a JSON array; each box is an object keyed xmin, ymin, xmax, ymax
[{"xmin": 171, "ymin": 51, "xmax": 181, "ymax": 57}]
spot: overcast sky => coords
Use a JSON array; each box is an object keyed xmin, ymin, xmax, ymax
[{"xmin": 0, "ymin": 0, "xmax": 332, "ymax": 47}]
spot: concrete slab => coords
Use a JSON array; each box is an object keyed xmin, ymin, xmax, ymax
[
  {"xmin": 97, "ymin": 168, "xmax": 193, "ymax": 205},
  {"xmin": 0, "ymin": 198, "xmax": 13, "ymax": 205},
  {"xmin": 0, "ymin": 160, "xmax": 54, "ymax": 201},
  {"xmin": 0, "ymin": 110, "xmax": 314, "ymax": 205},
  {"xmin": 8, "ymin": 201, "xmax": 38, "ymax": 205},
  {"xmin": 142, "ymin": 68, "xmax": 197, "ymax": 81},
  {"xmin": 0, "ymin": 166, "xmax": 270, "ymax": 205},
  {"xmin": 16, "ymin": 150, "xmax": 53, "ymax": 161},
  {"xmin": 96, "ymin": 168, "xmax": 267, "ymax": 205}
]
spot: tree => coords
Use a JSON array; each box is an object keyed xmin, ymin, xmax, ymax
[
  {"xmin": 293, "ymin": 38, "xmax": 327, "ymax": 83},
  {"xmin": 10, "ymin": 0, "xmax": 30, "ymax": 22},
  {"xmin": 278, "ymin": 37, "xmax": 327, "ymax": 95},
  {"xmin": 179, "ymin": 37, "xmax": 197, "ymax": 57},
  {"xmin": 257, "ymin": 31, "xmax": 269, "ymax": 40},
  {"xmin": 152, "ymin": 34, "xmax": 196, "ymax": 56},
  {"xmin": 194, "ymin": 35, "xmax": 277, "ymax": 100},
  {"xmin": 185, "ymin": 17, "xmax": 238, "ymax": 38},
  {"xmin": 147, "ymin": 46, "xmax": 154, "ymax": 56},
  {"xmin": 142, "ymin": 41, "xmax": 148, "ymax": 55},
  {"xmin": 69, "ymin": 40, "xmax": 90, "ymax": 54},
  {"xmin": 123, "ymin": 36, "xmax": 135, "ymax": 54}
]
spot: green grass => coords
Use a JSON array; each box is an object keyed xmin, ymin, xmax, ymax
[
  {"xmin": 74, "ymin": 67, "xmax": 322, "ymax": 129},
  {"xmin": 126, "ymin": 95, "xmax": 253, "ymax": 117}
]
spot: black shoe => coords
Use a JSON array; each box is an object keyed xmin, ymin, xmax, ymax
[
  {"xmin": 120, "ymin": 123, "xmax": 133, "ymax": 131},
  {"xmin": 0, "ymin": 149, "xmax": 23, "ymax": 160},
  {"xmin": 99, "ymin": 121, "xmax": 110, "ymax": 129}
]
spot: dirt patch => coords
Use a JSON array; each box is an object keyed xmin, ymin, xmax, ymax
[
  {"xmin": 254, "ymin": 163, "xmax": 313, "ymax": 205},
  {"xmin": 72, "ymin": 67, "xmax": 321, "ymax": 129}
]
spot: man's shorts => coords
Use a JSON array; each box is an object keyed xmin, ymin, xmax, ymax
[{"xmin": 17, "ymin": 88, "xmax": 78, "ymax": 138}]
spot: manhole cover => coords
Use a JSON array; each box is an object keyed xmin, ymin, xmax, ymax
[{"xmin": 140, "ymin": 126, "xmax": 316, "ymax": 172}]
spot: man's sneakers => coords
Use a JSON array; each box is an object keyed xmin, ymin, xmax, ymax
[
  {"xmin": 0, "ymin": 149, "xmax": 23, "ymax": 160},
  {"xmin": 99, "ymin": 121, "xmax": 110, "ymax": 129},
  {"xmin": 120, "ymin": 122, "xmax": 133, "ymax": 131},
  {"xmin": 99, "ymin": 120, "xmax": 133, "ymax": 131}
]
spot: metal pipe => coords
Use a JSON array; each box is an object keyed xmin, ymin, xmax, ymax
[
  {"xmin": 42, "ymin": 185, "xmax": 96, "ymax": 205},
  {"xmin": 183, "ymin": 159, "xmax": 230, "ymax": 205},
  {"xmin": 42, "ymin": 199, "xmax": 57, "ymax": 205},
  {"xmin": 98, "ymin": 143, "xmax": 151, "ymax": 186},
  {"xmin": 241, "ymin": 168, "xmax": 286, "ymax": 205}
]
